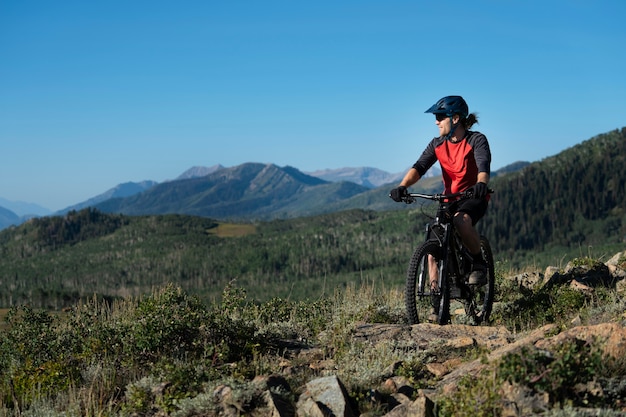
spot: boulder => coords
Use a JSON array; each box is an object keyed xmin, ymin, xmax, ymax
[
  {"xmin": 543, "ymin": 261, "xmax": 614, "ymax": 289},
  {"xmin": 535, "ymin": 322, "xmax": 626, "ymax": 359},
  {"xmin": 512, "ymin": 271, "xmax": 544, "ymax": 290},
  {"xmin": 296, "ymin": 375, "xmax": 356, "ymax": 417}
]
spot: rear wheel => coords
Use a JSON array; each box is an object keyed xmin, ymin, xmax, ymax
[
  {"xmin": 405, "ymin": 240, "xmax": 448, "ymax": 324},
  {"xmin": 463, "ymin": 236, "xmax": 495, "ymax": 325}
]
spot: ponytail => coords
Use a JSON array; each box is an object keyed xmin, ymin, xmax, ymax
[{"xmin": 462, "ymin": 113, "xmax": 479, "ymax": 129}]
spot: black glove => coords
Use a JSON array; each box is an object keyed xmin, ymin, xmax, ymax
[
  {"xmin": 389, "ymin": 186, "xmax": 408, "ymax": 202},
  {"xmin": 468, "ymin": 182, "xmax": 488, "ymax": 199}
]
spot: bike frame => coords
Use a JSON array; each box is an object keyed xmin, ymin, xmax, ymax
[
  {"xmin": 403, "ymin": 190, "xmax": 494, "ymax": 325},
  {"xmin": 409, "ymin": 192, "xmax": 470, "ymax": 293}
]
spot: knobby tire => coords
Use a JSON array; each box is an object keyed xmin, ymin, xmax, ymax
[
  {"xmin": 477, "ymin": 235, "xmax": 496, "ymax": 323},
  {"xmin": 405, "ymin": 240, "xmax": 447, "ymax": 325}
]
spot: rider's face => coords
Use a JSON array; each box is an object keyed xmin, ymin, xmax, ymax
[
  {"xmin": 435, "ymin": 114, "xmax": 451, "ymax": 136},
  {"xmin": 435, "ymin": 114, "xmax": 459, "ymax": 137}
]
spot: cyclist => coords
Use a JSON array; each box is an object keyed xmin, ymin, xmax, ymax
[{"xmin": 390, "ymin": 96, "xmax": 492, "ymax": 317}]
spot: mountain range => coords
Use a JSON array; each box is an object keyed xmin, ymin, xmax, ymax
[
  {"xmin": 6, "ymin": 124, "xmax": 624, "ymax": 230},
  {"xmin": 0, "ymin": 164, "xmax": 445, "ymax": 229},
  {"xmin": 0, "ymin": 160, "xmax": 529, "ymax": 230},
  {"xmin": 59, "ymin": 181, "xmax": 159, "ymax": 214},
  {"xmin": 82, "ymin": 162, "xmax": 524, "ymax": 221},
  {"xmin": 0, "ymin": 197, "xmax": 51, "ymax": 217}
]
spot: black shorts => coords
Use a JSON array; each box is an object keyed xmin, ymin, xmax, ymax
[{"xmin": 456, "ymin": 198, "xmax": 489, "ymax": 225}]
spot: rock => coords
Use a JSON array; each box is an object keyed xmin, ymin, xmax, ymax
[
  {"xmin": 389, "ymin": 392, "xmax": 411, "ymax": 407},
  {"xmin": 543, "ymin": 261, "xmax": 614, "ymax": 289},
  {"xmin": 381, "ymin": 403, "xmax": 406, "ymax": 416},
  {"xmin": 512, "ymin": 271, "xmax": 543, "ymax": 289},
  {"xmin": 568, "ymin": 262, "xmax": 613, "ymax": 286},
  {"xmin": 544, "ymin": 266, "xmax": 559, "ymax": 282},
  {"xmin": 407, "ymin": 392, "xmax": 436, "ymax": 417},
  {"xmin": 535, "ymin": 322, "xmax": 626, "ymax": 359},
  {"xmin": 353, "ymin": 323, "xmax": 414, "ymax": 343},
  {"xmin": 252, "ymin": 374, "xmax": 292, "ymax": 393},
  {"xmin": 377, "ymin": 391, "xmax": 435, "ymax": 417},
  {"xmin": 426, "ymin": 358, "xmax": 463, "ymax": 378},
  {"xmin": 382, "ymin": 376, "xmax": 413, "ymax": 396},
  {"xmin": 263, "ymin": 389, "xmax": 296, "ymax": 417},
  {"xmin": 499, "ymin": 381, "xmax": 550, "ymax": 416},
  {"xmin": 425, "ymin": 363, "xmax": 447, "ymax": 378},
  {"xmin": 542, "ymin": 270, "xmax": 568, "ymax": 288},
  {"xmin": 409, "ymin": 323, "xmax": 513, "ymax": 351},
  {"xmin": 295, "ymin": 398, "xmax": 328, "ymax": 417},
  {"xmin": 213, "ymin": 384, "xmax": 242, "ymax": 417},
  {"xmin": 213, "ymin": 384, "xmax": 233, "ymax": 402},
  {"xmin": 447, "ymin": 336, "xmax": 476, "ymax": 349},
  {"xmin": 606, "ymin": 251, "xmax": 626, "ymax": 267},
  {"xmin": 570, "ymin": 279, "xmax": 594, "ymax": 294},
  {"xmin": 608, "ymin": 263, "xmax": 626, "ymax": 279},
  {"xmin": 352, "ymin": 324, "xmax": 512, "ymax": 372},
  {"xmin": 439, "ymin": 324, "xmax": 557, "ymax": 394},
  {"xmin": 296, "ymin": 375, "xmax": 356, "ymax": 417}
]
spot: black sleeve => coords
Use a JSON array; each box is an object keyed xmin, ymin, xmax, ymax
[
  {"xmin": 469, "ymin": 132, "xmax": 492, "ymax": 176},
  {"xmin": 412, "ymin": 138, "xmax": 439, "ymax": 177}
]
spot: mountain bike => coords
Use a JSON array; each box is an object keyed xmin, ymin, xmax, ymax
[{"xmin": 401, "ymin": 190, "xmax": 495, "ymax": 325}]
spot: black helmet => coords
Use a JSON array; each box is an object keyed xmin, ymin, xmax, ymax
[{"xmin": 425, "ymin": 96, "xmax": 469, "ymax": 118}]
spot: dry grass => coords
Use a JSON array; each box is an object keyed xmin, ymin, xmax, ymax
[{"xmin": 207, "ymin": 222, "xmax": 257, "ymax": 237}]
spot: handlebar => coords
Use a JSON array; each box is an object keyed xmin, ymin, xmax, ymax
[{"xmin": 397, "ymin": 189, "xmax": 494, "ymax": 204}]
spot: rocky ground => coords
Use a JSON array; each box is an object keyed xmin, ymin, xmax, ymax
[{"xmin": 195, "ymin": 251, "xmax": 626, "ymax": 417}]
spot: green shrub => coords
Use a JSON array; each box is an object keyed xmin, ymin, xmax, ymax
[
  {"xmin": 498, "ymin": 339, "xmax": 603, "ymax": 407},
  {"xmin": 570, "ymin": 256, "xmax": 600, "ymax": 268},
  {"xmin": 119, "ymin": 284, "xmax": 208, "ymax": 367},
  {"xmin": 3, "ymin": 307, "xmax": 58, "ymax": 365},
  {"xmin": 122, "ymin": 376, "xmax": 158, "ymax": 415},
  {"xmin": 494, "ymin": 279, "xmax": 590, "ymax": 331},
  {"xmin": 0, "ymin": 306, "xmax": 83, "ymax": 404},
  {"xmin": 437, "ymin": 369, "xmax": 502, "ymax": 417}
]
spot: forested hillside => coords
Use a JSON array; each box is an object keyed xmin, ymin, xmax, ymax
[
  {"xmin": 0, "ymin": 208, "xmax": 420, "ymax": 308},
  {"xmin": 484, "ymin": 128, "xmax": 626, "ymax": 257}
]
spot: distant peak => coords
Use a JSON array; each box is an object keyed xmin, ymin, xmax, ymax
[{"xmin": 177, "ymin": 164, "xmax": 225, "ymax": 180}]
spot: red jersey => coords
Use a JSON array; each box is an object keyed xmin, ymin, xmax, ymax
[{"xmin": 412, "ymin": 131, "xmax": 491, "ymax": 195}]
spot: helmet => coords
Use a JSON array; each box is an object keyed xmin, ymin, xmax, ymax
[{"xmin": 425, "ymin": 96, "xmax": 468, "ymax": 118}]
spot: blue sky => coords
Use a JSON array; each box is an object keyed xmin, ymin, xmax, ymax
[{"xmin": 1, "ymin": 1, "xmax": 625, "ymax": 211}]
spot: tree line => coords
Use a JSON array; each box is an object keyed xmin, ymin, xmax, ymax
[{"xmin": 481, "ymin": 128, "xmax": 626, "ymax": 258}]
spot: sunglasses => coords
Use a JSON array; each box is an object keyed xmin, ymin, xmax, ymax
[{"xmin": 435, "ymin": 113, "xmax": 449, "ymax": 121}]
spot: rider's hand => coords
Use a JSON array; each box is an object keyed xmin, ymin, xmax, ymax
[
  {"xmin": 389, "ymin": 186, "xmax": 408, "ymax": 202},
  {"xmin": 468, "ymin": 182, "xmax": 488, "ymax": 199}
]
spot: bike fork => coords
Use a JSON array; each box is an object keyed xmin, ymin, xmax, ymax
[{"xmin": 431, "ymin": 254, "xmax": 449, "ymax": 321}]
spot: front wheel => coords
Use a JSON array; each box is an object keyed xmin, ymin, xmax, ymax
[
  {"xmin": 463, "ymin": 236, "xmax": 496, "ymax": 325},
  {"xmin": 405, "ymin": 240, "xmax": 448, "ymax": 324}
]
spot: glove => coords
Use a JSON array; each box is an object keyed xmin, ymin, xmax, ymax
[
  {"xmin": 468, "ymin": 182, "xmax": 488, "ymax": 199},
  {"xmin": 389, "ymin": 186, "xmax": 408, "ymax": 202}
]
